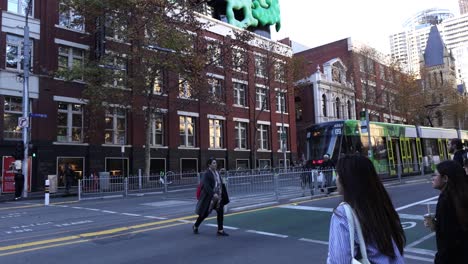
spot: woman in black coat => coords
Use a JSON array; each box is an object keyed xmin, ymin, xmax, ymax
[
  {"xmin": 424, "ymin": 160, "xmax": 468, "ymax": 263},
  {"xmin": 193, "ymin": 158, "xmax": 230, "ymax": 236}
]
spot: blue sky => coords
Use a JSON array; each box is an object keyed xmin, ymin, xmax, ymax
[{"xmin": 271, "ymin": 0, "xmax": 459, "ymax": 53}]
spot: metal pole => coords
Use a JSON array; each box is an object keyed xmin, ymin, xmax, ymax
[
  {"xmin": 281, "ymin": 103, "xmax": 287, "ymax": 170},
  {"xmin": 22, "ymin": 0, "xmax": 33, "ymax": 198},
  {"xmin": 365, "ymin": 109, "xmax": 373, "ymax": 158}
]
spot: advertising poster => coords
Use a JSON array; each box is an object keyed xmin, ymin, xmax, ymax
[{"xmin": 2, "ymin": 156, "xmax": 32, "ymax": 193}]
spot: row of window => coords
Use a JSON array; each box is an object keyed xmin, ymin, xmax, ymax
[
  {"xmin": 321, "ymin": 94, "xmax": 354, "ymax": 119},
  {"xmin": 3, "ymin": 97, "xmax": 289, "ymax": 151}
]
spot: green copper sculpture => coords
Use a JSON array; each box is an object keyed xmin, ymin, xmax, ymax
[
  {"xmin": 225, "ymin": 0, "xmax": 281, "ymax": 32},
  {"xmin": 252, "ymin": 0, "xmax": 281, "ymax": 32}
]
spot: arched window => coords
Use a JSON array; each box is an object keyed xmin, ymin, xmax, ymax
[
  {"xmin": 322, "ymin": 94, "xmax": 327, "ymax": 117},
  {"xmin": 335, "ymin": 97, "xmax": 341, "ymax": 119},
  {"xmin": 347, "ymin": 100, "xmax": 352, "ymax": 119},
  {"xmin": 433, "ymin": 72, "xmax": 438, "ymax": 87},
  {"xmin": 440, "ymin": 71, "xmax": 443, "ymax": 85}
]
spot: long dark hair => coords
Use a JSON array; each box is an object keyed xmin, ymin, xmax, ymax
[
  {"xmin": 436, "ymin": 160, "xmax": 468, "ymax": 231},
  {"xmin": 336, "ymin": 154, "xmax": 406, "ymax": 257}
]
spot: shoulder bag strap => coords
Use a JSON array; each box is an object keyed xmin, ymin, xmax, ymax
[
  {"xmin": 342, "ymin": 203, "xmax": 356, "ymax": 259},
  {"xmin": 343, "ymin": 203, "xmax": 370, "ymax": 263}
]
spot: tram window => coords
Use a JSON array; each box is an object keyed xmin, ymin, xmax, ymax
[
  {"xmin": 373, "ymin": 137, "xmax": 387, "ymax": 160},
  {"xmin": 424, "ymin": 139, "xmax": 438, "ymax": 156}
]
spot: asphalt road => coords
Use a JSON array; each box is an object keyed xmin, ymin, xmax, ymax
[{"xmin": 0, "ymin": 179, "xmax": 439, "ymax": 264}]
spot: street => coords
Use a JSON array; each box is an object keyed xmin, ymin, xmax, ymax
[{"xmin": 0, "ymin": 180, "xmax": 438, "ymax": 264}]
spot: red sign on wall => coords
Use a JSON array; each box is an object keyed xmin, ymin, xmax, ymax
[{"xmin": 2, "ymin": 156, "xmax": 32, "ymax": 193}]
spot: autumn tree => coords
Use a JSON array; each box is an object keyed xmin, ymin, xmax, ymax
[{"xmin": 63, "ymin": 0, "xmax": 212, "ymax": 177}]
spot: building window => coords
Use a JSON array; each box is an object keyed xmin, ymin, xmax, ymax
[
  {"xmin": 274, "ymin": 60, "xmax": 285, "ymax": 82},
  {"xmin": 347, "ymin": 100, "xmax": 352, "ymax": 119},
  {"xmin": 207, "ymin": 42, "xmax": 223, "ymax": 67},
  {"xmin": 335, "ymin": 97, "xmax": 341, "ymax": 119},
  {"xmin": 256, "ymin": 86, "xmax": 269, "ymax": 110},
  {"xmin": 58, "ymin": 45, "xmax": 85, "ymax": 80},
  {"xmin": 3, "ymin": 97, "xmax": 23, "ymax": 140},
  {"xmin": 58, "ymin": 1, "xmax": 84, "ymax": 31},
  {"xmin": 178, "ymin": 74, "xmax": 192, "ymax": 98},
  {"xmin": 233, "ymin": 82, "xmax": 247, "ymax": 106},
  {"xmin": 208, "ymin": 78, "xmax": 224, "ymax": 100},
  {"xmin": 209, "ymin": 119, "xmax": 224, "ymax": 148},
  {"xmin": 236, "ymin": 159, "xmax": 249, "ymax": 170},
  {"xmin": 180, "ymin": 158, "xmax": 198, "ymax": 173},
  {"xmin": 179, "ymin": 116, "xmax": 196, "ymax": 147},
  {"xmin": 235, "ymin": 121, "xmax": 248, "ymax": 149},
  {"xmin": 276, "ymin": 91, "xmax": 287, "ymax": 113},
  {"xmin": 258, "ymin": 159, "xmax": 271, "ymax": 169},
  {"xmin": 149, "ymin": 69, "xmax": 164, "ymax": 94},
  {"xmin": 232, "ymin": 48, "xmax": 246, "ymax": 72},
  {"xmin": 436, "ymin": 111, "xmax": 443, "ymax": 127},
  {"xmin": 150, "ymin": 114, "xmax": 164, "ymax": 146},
  {"xmin": 277, "ymin": 126, "xmax": 288, "ymax": 151},
  {"xmin": 255, "ymin": 55, "xmax": 267, "ymax": 77},
  {"xmin": 57, "ymin": 102, "xmax": 83, "ymax": 142},
  {"xmin": 105, "ymin": 11, "xmax": 128, "ymax": 41},
  {"xmin": 105, "ymin": 107, "xmax": 127, "ymax": 145},
  {"xmin": 8, "ymin": 0, "xmax": 32, "ymax": 16},
  {"xmin": 295, "ymin": 97, "xmax": 303, "ymax": 121},
  {"xmin": 102, "ymin": 54, "xmax": 127, "ymax": 87},
  {"xmin": 322, "ymin": 94, "xmax": 327, "ymax": 117},
  {"xmin": 6, "ymin": 34, "xmax": 33, "ymax": 71},
  {"xmin": 105, "ymin": 157, "xmax": 128, "ymax": 177},
  {"xmin": 257, "ymin": 124, "xmax": 270, "ymax": 150}
]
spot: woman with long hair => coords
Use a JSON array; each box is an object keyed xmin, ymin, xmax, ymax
[
  {"xmin": 327, "ymin": 154, "xmax": 406, "ymax": 263},
  {"xmin": 424, "ymin": 160, "xmax": 468, "ymax": 263}
]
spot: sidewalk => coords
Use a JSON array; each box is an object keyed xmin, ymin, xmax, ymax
[{"xmin": 0, "ymin": 188, "xmax": 78, "ymax": 203}]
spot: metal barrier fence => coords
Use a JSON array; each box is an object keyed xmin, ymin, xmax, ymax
[
  {"xmin": 78, "ymin": 162, "xmax": 430, "ymax": 207},
  {"xmin": 78, "ymin": 167, "xmax": 338, "ymax": 203}
]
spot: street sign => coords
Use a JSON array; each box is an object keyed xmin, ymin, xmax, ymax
[
  {"xmin": 30, "ymin": 113, "xmax": 47, "ymax": 118},
  {"xmin": 18, "ymin": 117, "xmax": 29, "ymax": 128}
]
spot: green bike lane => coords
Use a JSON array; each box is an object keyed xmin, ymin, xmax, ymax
[{"xmin": 207, "ymin": 201, "xmax": 436, "ymax": 262}]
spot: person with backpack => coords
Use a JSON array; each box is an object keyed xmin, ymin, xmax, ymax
[{"xmin": 193, "ymin": 158, "xmax": 230, "ymax": 236}]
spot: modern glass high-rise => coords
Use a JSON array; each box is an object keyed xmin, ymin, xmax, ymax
[{"xmin": 460, "ymin": 0, "xmax": 468, "ymax": 15}]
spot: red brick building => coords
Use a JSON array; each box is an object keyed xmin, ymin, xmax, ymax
[{"xmin": 0, "ymin": 1, "xmax": 296, "ymax": 191}]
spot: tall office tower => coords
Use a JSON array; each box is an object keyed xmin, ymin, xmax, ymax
[{"xmin": 460, "ymin": 0, "xmax": 468, "ymax": 14}]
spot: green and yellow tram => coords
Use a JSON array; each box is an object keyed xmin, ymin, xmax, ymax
[{"xmin": 305, "ymin": 120, "xmax": 466, "ymax": 178}]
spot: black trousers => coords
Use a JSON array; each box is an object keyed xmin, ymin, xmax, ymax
[
  {"xmin": 194, "ymin": 205, "xmax": 224, "ymax": 231},
  {"xmin": 14, "ymin": 174, "xmax": 24, "ymax": 198}
]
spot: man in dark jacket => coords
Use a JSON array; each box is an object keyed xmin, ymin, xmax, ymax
[{"xmin": 450, "ymin": 139, "xmax": 465, "ymax": 167}]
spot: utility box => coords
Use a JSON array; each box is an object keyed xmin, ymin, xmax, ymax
[{"xmin": 48, "ymin": 175, "xmax": 58, "ymax": 193}]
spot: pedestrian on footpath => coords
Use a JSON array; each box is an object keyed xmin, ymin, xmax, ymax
[
  {"xmin": 64, "ymin": 163, "xmax": 74, "ymax": 195},
  {"xmin": 424, "ymin": 160, "xmax": 468, "ymax": 263},
  {"xmin": 327, "ymin": 154, "xmax": 405, "ymax": 264},
  {"xmin": 193, "ymin": 158, "xmax": 230, "ymax": 236},
  {"xmin": 13, "ymin": 160, "xmax": 24, "ymax": 200}
]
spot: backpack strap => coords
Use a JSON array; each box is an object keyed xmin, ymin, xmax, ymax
[{"xmin": 342, "ymin": 203, "xmax": 370, "ymax": 263}]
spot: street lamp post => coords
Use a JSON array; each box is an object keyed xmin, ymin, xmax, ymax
[{"xmin": 21, "ymin": 0, "xmax": 33, "ymax": 198}]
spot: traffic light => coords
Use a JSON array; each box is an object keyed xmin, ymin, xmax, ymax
[
  {"xmin": 13, "ymin": 142, "xmax": 24, "ymax": 160},
  {"xmin": 359, "ymin": 110, "xmax": 366, "ymax": 121}
]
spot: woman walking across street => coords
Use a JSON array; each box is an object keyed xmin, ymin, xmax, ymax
[
  {"xmin": 193, "ymin": 158, "xmax": 230, "ymax": 236},
  {"xmin": 424, "ymin": 160, "xmax": 468, "ymax": 263},
  {"xmin": 327, "ymin": 154, "xmax": 405, "ymax": 264}
]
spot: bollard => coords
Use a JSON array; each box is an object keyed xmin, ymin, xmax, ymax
[{"xmin": 45, "ymin": 179, "xmax": 50, "ymax": 206}]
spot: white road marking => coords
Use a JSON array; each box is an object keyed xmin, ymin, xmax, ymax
[
  {"xmin": 144, "ymin": 216, "xmax": 167, "ymax": 220},
  {"xmin": 404, "ymin": 254, "xmax": 433, "ymax": 262},
  {"xmin": 406, "ymin": 233, "xmax": 436, "ymax": 249},
  {"xmin": 398, "ymin": 214, "xmax": 424, "ymax": 220},
  {"xmin": 395, "ymin": 196, "xmax": 438, "ymax": 211},
  {"xmin": 405, "ymin": 247, "xmax": 436, "ymax": 256},
  {"xmin": 246, "ymin": 230, "xmax": 288, "ymax": 238},
  {"xmin": 204, "ymin": 224, "xmax": 239, "ymax": 230},
  {"xmin": 84, "ymin": 208, "xmax": 100, "ymax": 211},
  {"xmin": 101, "ymin": 210, "xmax": 117, "ymax": 214},
  {"xmin": 121, "ymin": 213, "xmax": 141, "ymax": 217},
  {"xmin": 279, "ymin": 205, "xmax": 333, "ymax": 212},
  {"xmin": 299, "ymin": 238, "xmax": 329, "ymax": 245}
]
